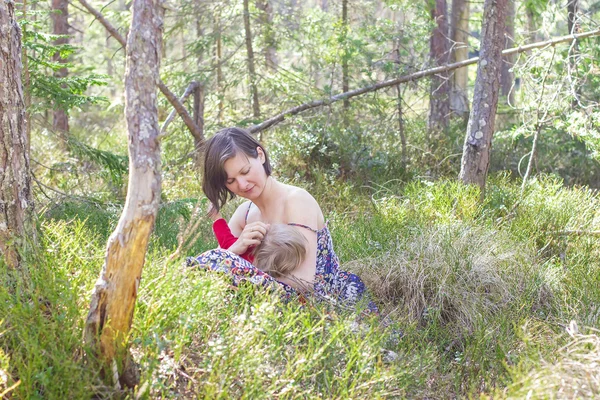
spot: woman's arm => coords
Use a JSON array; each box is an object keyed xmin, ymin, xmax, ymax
[{"xmin": 227, "ymin": 201, "xmax": 268, "ymax": 256}]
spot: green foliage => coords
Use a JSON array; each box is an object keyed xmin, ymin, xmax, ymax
[{"xmin": 18, "ymin": 6, "xmax": 108, "ymax": 114}]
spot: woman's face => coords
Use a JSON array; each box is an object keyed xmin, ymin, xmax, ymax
[{"xmin": 223, "ymin": 148, "xmax": 267, "ymax": 199}]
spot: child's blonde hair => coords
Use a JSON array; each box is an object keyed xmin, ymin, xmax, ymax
[{"xmin": 253, "ymin": 224, "xmax": 308, "ymax": 278}]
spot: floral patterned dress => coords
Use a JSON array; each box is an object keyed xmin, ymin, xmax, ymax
[{"xmin": 187, "ymin": 222, "xmax": 378, "ymax": 314}]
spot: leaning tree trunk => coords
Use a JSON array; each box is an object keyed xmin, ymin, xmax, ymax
[
  {"xmin": 428, "ymin": 0, "xmax": 451, "ymax": 144},
  {"xmin": 459, "ymin": 0, "xmax": 508, "ymax": 194},
  {"xmin": 500, "ymin": 0, "xmax": 515, "ymax": 104},
  {"xmin": 51, "ymin": 0, "xmax": 69, "ymax": 139},
  {"xmin": 0, "ymin": 0, "xmax": 34, "ymax": 269},
  {"xmin": 450, "ymin": 0, "xmax": 470, "ymax": 117},
  {"xmin": 84, "ymin": 0, "xmax": 164, "ymax": 389},
  {"xmin": 243, "ymin": 0, "xmax": 260, "ymax": 119}
]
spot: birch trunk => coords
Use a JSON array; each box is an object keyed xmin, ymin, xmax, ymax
[
  {"xmin": 84, "ymin": 0, "xmax": 164, "ymax": 388},
  {"xmin": 0, "ymin": 0, "xmax": 34, "ymax": 269},
  {"xmin": 459, "ymin": 0, "xmax": 508, "ymax": 193}
]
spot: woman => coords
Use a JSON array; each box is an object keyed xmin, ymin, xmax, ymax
[{"xmin": 190, "ymin": 127, "xmax": 376, "ymax": 313}]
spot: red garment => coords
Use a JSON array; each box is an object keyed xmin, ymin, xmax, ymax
[{"xmin": 212, "ymin": 218, "xmax": 255, "ymax": 263}]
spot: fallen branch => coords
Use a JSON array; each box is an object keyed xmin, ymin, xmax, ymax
[
  {"xmin": 78, "ymin": 0, "xmax": 204, "ymax": 142},
  {"xmin": 249, "ymin": 28, "xmax": 600, "ymax": 134}
]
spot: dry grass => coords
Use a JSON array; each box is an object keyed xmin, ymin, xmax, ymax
[
  {"xmin": 345, "ymin": 223, "xmax": 552, "ymax": 334},
  {"xmin": 506, "ymin": 324, "xmax": 600, "ymax": 399}
]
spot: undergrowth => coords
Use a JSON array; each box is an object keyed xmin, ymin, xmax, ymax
[{"xmin": 1, "ymin": 176, "xmax": 599, "ymax": 398}]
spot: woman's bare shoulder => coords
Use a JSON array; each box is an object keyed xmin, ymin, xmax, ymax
[{"xmin": 282, "ymin": 185, "xmax": 324, "ymax": 227}]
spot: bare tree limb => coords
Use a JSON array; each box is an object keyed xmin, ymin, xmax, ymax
[
  {"xmin": 160, "ymin": 81, "xmax": 199, "ymax": 135},
  {"xmin": 249, "ymin": 28, "xmax": 600, "ymax": 134},
  {"xmin": 77, "ymin": 0, "xmax": 204, "ymax": 142}
]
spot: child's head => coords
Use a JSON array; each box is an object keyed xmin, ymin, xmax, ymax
[{"xmin": 253, "ymin": 224, "xmax": 308, "ymax": 278}]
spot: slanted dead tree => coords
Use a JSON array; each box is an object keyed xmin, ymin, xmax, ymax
[
  {"xmin": 0, "ymin": 0, "xmax": 35, "ymax": 269},
  {"xmin": 84, "ymin": 0, "xmax": 164, "ymax": 388},
  {"xmin": 458, "ymin": 0, "xmax": 508, "ymax": 193}
]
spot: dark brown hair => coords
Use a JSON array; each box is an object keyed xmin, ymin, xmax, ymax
[
  {"xmin": 202, "ymin": 127, "xmax": 272, "ymax": 211},
  {"xmin": 253, "ymin": 224, "xmax": 308, "ymax": 278}
]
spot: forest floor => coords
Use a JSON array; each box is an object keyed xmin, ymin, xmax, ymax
[{"xmin": 1, "ymin": 174, "xmax": 599, "ymax": 398}]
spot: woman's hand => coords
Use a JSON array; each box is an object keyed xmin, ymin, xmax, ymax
[{"xmin": 228, "ymin": 221, "xmax": 269, "ymax": 255}]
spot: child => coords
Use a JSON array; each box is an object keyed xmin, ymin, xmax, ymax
[{"xmin": 210, "ymin": 206, "xmax": 308, "ymax": 281}]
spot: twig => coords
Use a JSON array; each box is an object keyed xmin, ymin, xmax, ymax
[{"xmin": 249, "ymin": 28, "xmax": 600, "ymax": 134}]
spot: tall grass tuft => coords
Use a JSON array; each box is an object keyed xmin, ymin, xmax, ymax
[
  {"xmin": 346, "ymin": 223, "xmax": 553, "ymax": 335},
  {"xmin": 505, "ymin": 325, "xmax": 600, "ymax": 399}
]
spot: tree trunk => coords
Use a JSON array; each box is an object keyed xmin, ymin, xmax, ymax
[
  {"xmin": 256, "ymin": 0, "xmax": 278, "ymax": 70},
  {"xmin": 22, "ymin": 0, "xmax": 32, "ymax": 153},
  {"xmin": 0, "ymin": 0, "xmax": 34, "ymax": 269},
  {"xmin": 192, "ymin": 83, "xmax": 205, "ymax": 167},
  {"xmin": 459, "ymin": 0, "xmax": 508, "ymax": 194},
  {"xmin": 450, "ymin": 0, "xmax": 470, "ymax": 117},
  {"xmin": 243, "ymin": 0, "xmax": 260, "ymax": 119},
  {"xmin": 526, "ymin": 7, "xmax": 538, "ymax": 43},
  {"xmin": 84, "ymin": 0, "xmax": 164, "ymax": 389},
  {"xmin": 567, "ymin": 0, "xmax": 579, "ymax": 107},
  {"xmin": 342, "ymin": 0, "xmax": 349, "ymax": 110},
  {"xmin": 51, "ymin": 0, "xmax": 69, "ymax": 138},
  {"xmin": 428, "ymin": 0, "xmax": 451, "ymax": 143},
  {"xmin": 214, "ymin": 13, "xmax": 224, "ymax": 123},
  {"xmin": 500, "ymin": 0, "xmax": 515, "ymax": 104}
]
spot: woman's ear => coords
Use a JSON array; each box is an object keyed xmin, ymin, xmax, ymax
[{"xmin": 257, "ymin": 146, "xmax": 265, "ymax": 163}]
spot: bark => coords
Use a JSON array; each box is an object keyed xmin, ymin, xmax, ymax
[
  {"xmin": 243, "ymin": 0, "xmax": 261, "ymax": 119},
  {"xmin": 84, "ymin": 0, "xmax": 164, "ymax": 388},
  {"xmin": 22, "ymin": 0, "xmax": 32, "ymax": 152},
  {"xmin": 450, "ymin": 0, "xmax": 470, "ymax": 117},
  {"xmin": 52, "ymin": 0, "xmax": 69, "ymax": 137},
  {"xmin": 342, "ymin": 0, "xmax": 349, "ymax": 110},
  {"xmin": 428, "ymin": 0, "xmax": 451, "ymax": 141},
  {"xmin": 214, "ymin": 13, "xmax": 224, "ymax": 122},
  {"xmin": 0, "ymin": 0, "xmax": 34, "ymax": 269},
  {"xmin": 567, "ymin": 0, "xmax": 580, "ymax": 107},
  {"xmin": 459, "ymin": 0, "xmax": 508, "ymax": 194},
  {"xmin": 256, "ymin": 0, "xmax": 278, "ymax": 70},
  {"xmin": 192, "ymin": 83, "xmax": 205, "ymax": 167},
  {"xmin": 500, "ymin": 0, "xmax": 515, "ymax": 104},
  {"xmin": 394, "ymin": 46, "xmax": 407, "ymax": 169},
  {"xmin": 248, "ymin": 28, "xmax": 600, "ymax": 134},
  {"xmin": 526, "ymin": 7, "xmax": 538, "ymax": 43}
]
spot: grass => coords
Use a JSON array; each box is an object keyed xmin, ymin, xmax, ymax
[{"xmin": 1, "ymin": 175, "xmax": 599, "ymax": 398}]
